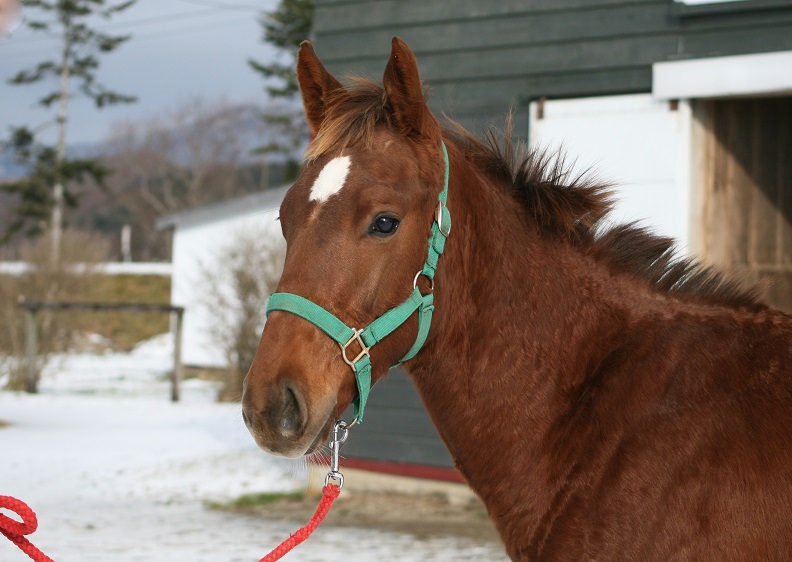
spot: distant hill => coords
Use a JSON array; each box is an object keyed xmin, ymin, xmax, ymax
[
  {"xmin": 0, "ymin": 99, "xmax": 306, "ymax": 260},
  {"xmin": 1, "ymin": 99, "xmax": 306, "ymax": 179},
  {"xmin": 97, "ymin": 99, "xmax": 306, "ymax": 166},
  {"xmin": 0, "ymin": 140, "xmax": 106, "ymax": 181},
  {"xmin": 0, "ymin": 152, "xmax": 26, "ymax": 180}
]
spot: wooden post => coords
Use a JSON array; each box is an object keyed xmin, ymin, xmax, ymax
[
  {"xmin": 171, "ymin": 308, "xmax": 184, "ymax": 402},
  {"xmin": 24, "ymin": 307, "xmax": 38, "ymax": 393},
  {"xmin": 16, "ymin": 300, "xmax": 187, "ymax": 400}
]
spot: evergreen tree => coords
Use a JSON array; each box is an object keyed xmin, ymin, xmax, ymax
[
  {"xmin": 248, "ymin": 0, "xmax": 314, "ymax": 99},
  {"xmin": 1, "ymin": 127, "xmax": 106, "ymax": 244},
  {"xmin": 2, "ymin": 0, "xmax": 137, "ymax": 261},
  {"xmin": 248, "ymin": 0, "xmax": 313, "ymax": 172}
]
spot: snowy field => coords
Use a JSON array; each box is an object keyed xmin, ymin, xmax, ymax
[{"xmin": 0, "ymin": 336, "xmax": 508, "ymax": 561}]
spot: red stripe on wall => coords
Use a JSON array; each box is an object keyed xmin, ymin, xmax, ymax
[{"xmin": 315, "ymin": 456, "xmax": 466, "ymax": 483}]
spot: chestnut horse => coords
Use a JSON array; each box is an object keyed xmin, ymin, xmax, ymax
[{"xmin": 242, "ymin": 38, "xmax": 792, "ymax": 560}]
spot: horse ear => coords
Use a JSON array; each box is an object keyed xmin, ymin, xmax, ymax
[
  {"xmin": 297, "ymin": 40, "xmax": 343, "ymax": 135},
  {"xmin": 383, "ymin": 37, "xmax": 439, "ymax": 138}
]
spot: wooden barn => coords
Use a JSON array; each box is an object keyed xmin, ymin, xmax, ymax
[{"xmin": 311, "ymin": 0, "xmax": 792, "ymax": 479}]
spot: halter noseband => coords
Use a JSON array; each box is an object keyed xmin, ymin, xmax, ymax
[{"xmin": 265, "ymin": 142, "xmax": 451, "ymax": 421}]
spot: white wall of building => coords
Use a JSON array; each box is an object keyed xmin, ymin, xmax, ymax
[
  {"xmin": 529, "ymin": 93, "xmax": 693, "ymax": 252},
  {"xmin": 169, "ymin": 197, "xmax": 284, "ymax": 367}
]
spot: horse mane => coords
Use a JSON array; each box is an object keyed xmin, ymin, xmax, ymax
[
  {"xmin": 449, "ymin": 119, "xmax": 765, "ymax": 311},
  {"xmin": 306, "ymin": 78, "xmax": 764, "ymax": 311}
]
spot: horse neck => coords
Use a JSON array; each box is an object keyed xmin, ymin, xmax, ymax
[{"xmin": 407, "ymin": 142, "xmax": 621, "ymax": 504}]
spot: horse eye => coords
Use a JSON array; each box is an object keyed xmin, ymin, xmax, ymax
[{"xmin": 370, "ymin": 215, "xmax": 400, "ymax": 236}]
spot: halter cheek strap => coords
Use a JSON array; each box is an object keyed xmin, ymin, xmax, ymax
[{"xmin": 265, "ymin": 141, "xmax": 451, "ymax": 422}]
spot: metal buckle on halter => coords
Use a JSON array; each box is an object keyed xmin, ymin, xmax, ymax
[
  {"xmin": 436, "ymin": 201, "xmax": 450, "ymax": 237},
  {"xmin": 340, "ymin": 329, "xmax": 370, "ymax": 370}
]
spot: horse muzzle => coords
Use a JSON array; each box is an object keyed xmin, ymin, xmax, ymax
[{"xmin": 241, "ymin": 376, "xmax": 322, "ymax": 457}]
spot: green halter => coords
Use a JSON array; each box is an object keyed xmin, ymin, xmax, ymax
[{"xmin": 265, "ymin": 142, "xmax": 451, "ymax": 422}]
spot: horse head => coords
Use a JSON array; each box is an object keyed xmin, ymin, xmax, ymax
[{"xmin": 242, "ymin": 38, "xmax": 447, "ymax": 457}]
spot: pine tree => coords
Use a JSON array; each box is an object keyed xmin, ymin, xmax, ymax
[
  {"xmin": 0, "ymin": 127, "xmax": 106, "ymax": 244},
  {"xmin": 2, "ymin": 0, "xmax": 137, "ymax": 262},
  {"xmin": 248, "ymin": 0, "xmax": 314, "ymax": 99},
  {"xmin": 248, "ymin": 0, "xmax": 313, "ymax": 173}
]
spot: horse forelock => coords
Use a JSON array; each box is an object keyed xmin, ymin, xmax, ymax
[
  {"xmin": 305, "ymin": 78, "xmax": 392, "ymax": 161},
  {"xmin": 304, "ymin": 77, "xmax": 440, "ymax": 163}
]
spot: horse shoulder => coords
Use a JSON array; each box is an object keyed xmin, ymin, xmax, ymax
[{"xmin": 553, "ymin": 305, "xmax": 792, "ymax": 559}]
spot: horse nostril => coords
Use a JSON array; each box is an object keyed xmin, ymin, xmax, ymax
[{"xmin": 279, "ymin": 386, "xmax": 303, "ymax": 437}]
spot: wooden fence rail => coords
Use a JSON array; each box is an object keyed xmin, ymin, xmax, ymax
[{"xmin": 16, "ymin": 300, "xmax": 185, "ymax": 401}]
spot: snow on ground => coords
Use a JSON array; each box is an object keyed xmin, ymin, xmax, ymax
[{"xmin": 0, "ymin": 336, "xmax": 508, "ymax": 561}]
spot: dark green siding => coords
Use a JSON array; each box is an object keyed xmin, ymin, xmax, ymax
[
  {"xmin": 314, "ymin": 0, "xmax": 792, "ymax": 133},
  {"xmin": 341, "ymin": 369, "xmax": 455, "ymax": 468}
]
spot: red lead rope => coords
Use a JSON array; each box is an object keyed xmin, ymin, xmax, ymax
[
  {"xmin": 258, "ymin": 483, "xmax": 341, "ymax": 562},
  {"xmin": 0, "ymin": 496, "xmax": 54, "ymax": 562},
  {"xmin": 3, "ymin": 422, "xmax": 351, "ymax": 562},
  {"xmin": 1, "ymin": 485, "xmax": 341, "ymax": 562}
]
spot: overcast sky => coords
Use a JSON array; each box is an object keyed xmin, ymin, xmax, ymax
[{"xmin": 0, "ymin": 0, "xmax": 280, "ymax": 147}]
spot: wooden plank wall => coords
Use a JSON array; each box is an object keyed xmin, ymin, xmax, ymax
[
  {"xmin": 694, "ymin": 97, "xmax": 792, "ymax": 311},
  {"xmin": 313, "ymin": 0, "xmax": 792, "ymax": 137}
]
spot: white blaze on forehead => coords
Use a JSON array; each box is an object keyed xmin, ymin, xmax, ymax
[{"xmin": 309, "ymin": 156, "xmax": 351, "ymax": 203}]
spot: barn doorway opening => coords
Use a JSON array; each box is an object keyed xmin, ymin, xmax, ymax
[{"xmin": 692, "ymin": 97, "xmax": 792, "ymax": 311}]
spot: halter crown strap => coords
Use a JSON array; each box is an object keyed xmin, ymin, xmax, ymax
[{"xmin": 266, "ymin": 141, "xmax": 451, "ymax": 421}]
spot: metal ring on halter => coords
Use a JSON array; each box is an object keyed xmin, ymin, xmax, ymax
[
  {"xmin": 413, "ymin": 270, "xmax": 434, "ymax": 292},
  {"xmin": 329, "ymin": 417, "xmax": 357, "ymax": 443},
  {"xmin": 324, "ymin": 470, "xmax": 344, "ymax": 488}
]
